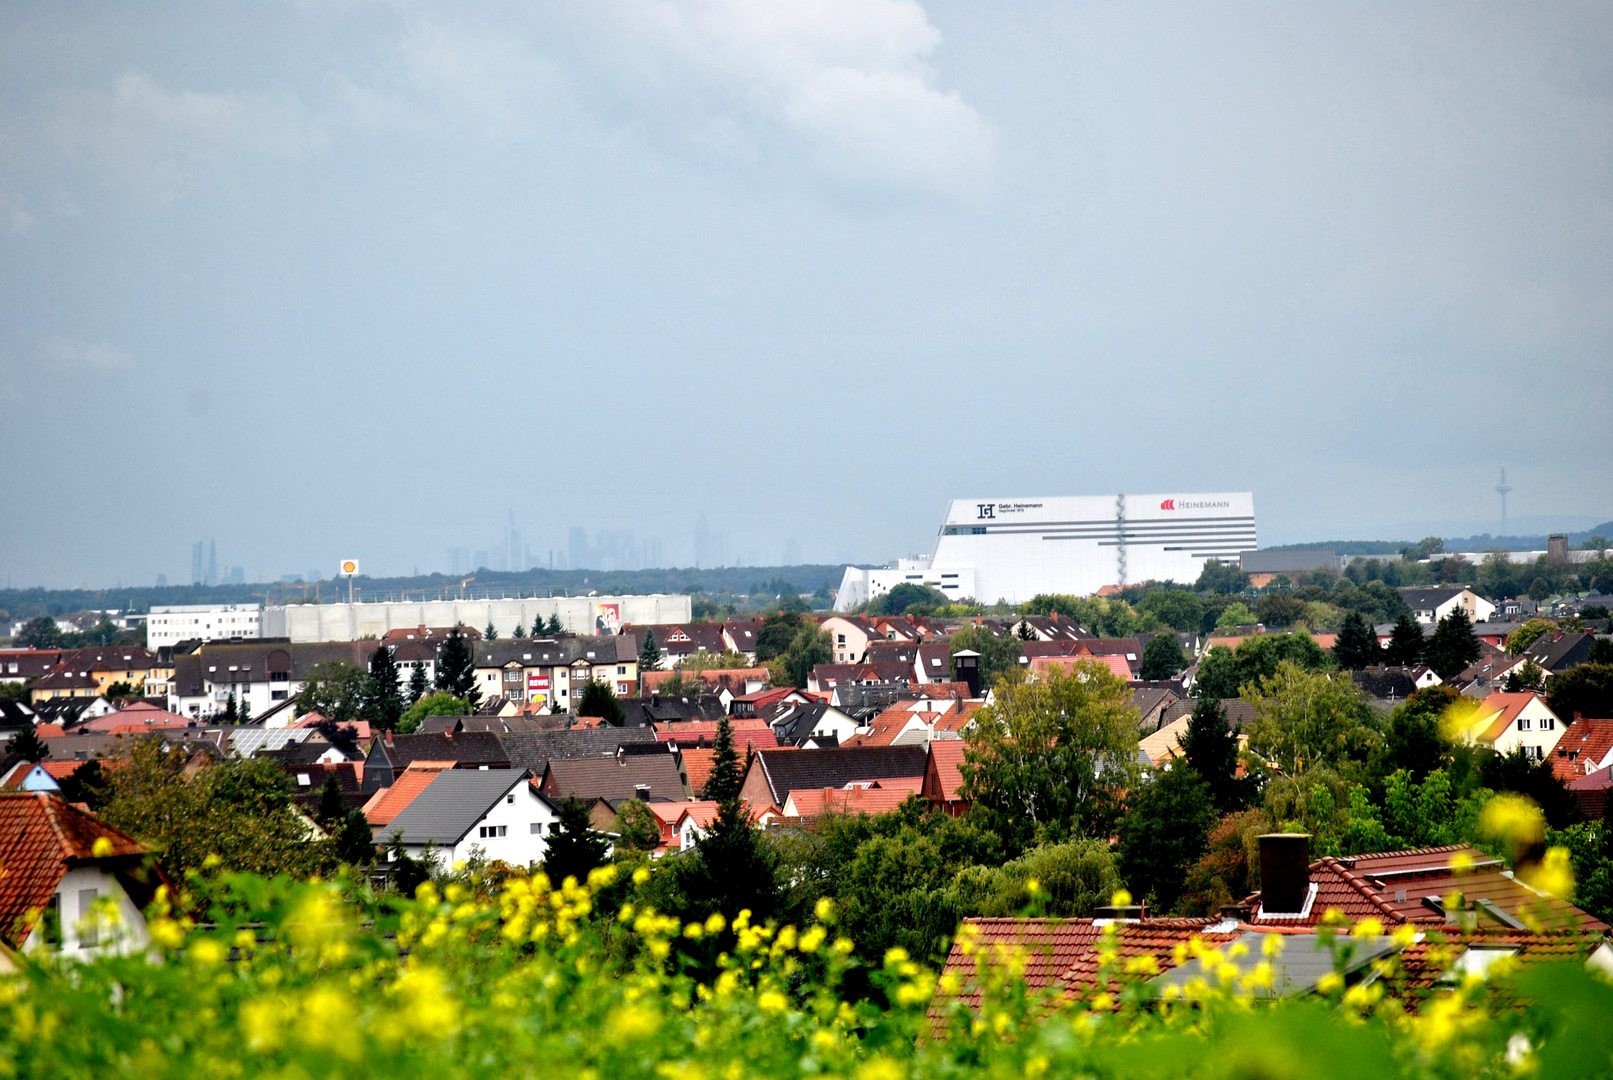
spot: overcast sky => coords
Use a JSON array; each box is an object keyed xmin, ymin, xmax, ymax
[{"xmin": 2, "ymin": 1, "xmax": 1610, "ymax": 588}]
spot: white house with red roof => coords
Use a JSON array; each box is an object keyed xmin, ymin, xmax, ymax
[{"xmin": 1459, "ymin": 692, "xmax": 1565, "ymax": 760}]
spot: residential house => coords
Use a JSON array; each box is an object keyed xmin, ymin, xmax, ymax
[
  {"xmin": 538, "ymin": 746, "xmax": 686, "ymax": 803},
  {"xmin": 634, "ymin": 623, "xmax": 726, "ymax": 669},
  {"xmin": 1005, "ymin": 614, "xmax": 1090, "ymax": 642},
  {"xmin": 27, "ymin": 647, "xmax": 162, "ymax": 703},
  {"xmin": 362, "ymin": 761, "xmax": 455, "ymax": 835},
  {"xmin": 721, "ymin": 620, "xmax": 763, "ymax": 662},
  {"xmin": 921, "ymin": 740, "xmax": 969, "ymax": 816},
  {"xmin": 363, "ymin": 730, "xmax": 511, "ymax": 791},
  {"xmin": 1455, "ymin": 692, "xmax": 1566, "ymax": 760},
  {"xmin": 783, "ymin": 783, "xmax": 920, "ymax": 818},
  {"xmin": 1472, "ymin": 621, "xmax": 1524, "ymax": 648},
  {"xmin": 385, "ymin": 769, "xmax": 560, "ymax": 870},
  {"xmin": 474, "ymin": 636, "xmax": 640, "ymax": 711},
  {"xmin": 739, "ymin": 745, "xmax": 928, "ymax": 809},
  {"xmin": 821, "ymin": 616, "xmax": 881, "ymax": 665},
  {"xmin": 496, "ymin": 725, "xmax": 659, "ymax": 775},
  {"xmin": 1400, "ymin": 587, "xmax": 1497, "ymax": 627},
  {"xmin": 169, "ymin": 641, "xmax": 375, "ymax": 720},
  {"xmin": 808, "ymin": 662, "xmax": 915, "ymax": 695},
  {"xmin": 0, "ymin": 792, "xmax": 169, "ymax": 958},
  {"xmin": 1552, "ymin": 719, "xmax": 1613, "ymax": 782},
  {"xmin": 619, "ymin": 694, "xmax": 728, "ymax": 727},
  {"xmin": 1520, "ymin": 632, "xmax": 1598, "ymax": 676},
  {"xmin": 0, "ymin": 649, "xmax": 65, "ymax": 686}
]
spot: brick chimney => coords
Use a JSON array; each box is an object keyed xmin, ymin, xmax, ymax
[{"xmin": 1258, "ymin": 833, "xmax": 1311, "ymax": 915}]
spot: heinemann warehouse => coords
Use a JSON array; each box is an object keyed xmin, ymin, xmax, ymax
[{"xmin": 835, "ymin": 493, "xmax": 1256, "ymax": 609}]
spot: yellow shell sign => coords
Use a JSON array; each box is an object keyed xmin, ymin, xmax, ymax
[{"xmin": 340, "ymin": 559, "xmax": 359, "ymax": 575}]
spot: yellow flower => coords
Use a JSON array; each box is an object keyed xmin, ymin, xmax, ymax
[
  {"xmin": 814, "ymin": 897, "xmax": 836, "ymax": 923},
  {"xmin": 1110, "ymin": 889, "xmax": 1132, "ymax": 908},
  {"xmin": 757, "ymin": 990, "xmax": 788, "ymax": 1015},
  {"xmin": 1352, "ymin": 918, "xmax": 1385, "ymax": 939},
  {"xmin": 1479, "ymin": 794, "xmax": 1545, "ymax": 850},
  {"xmin": 147, "ymin": 917, "xmax": 184, "ymax": 950},
  {"xmin": 883, "ymin": 947, "xmax": 910, "ymax": 967},
  {"xmin": 1521, "ymin": 846, "xmax": 1575, "ymax": 898},
  {"xmin": 188, "ymin": 938, "xmax": 227, "ymax": 965},
  {"xmin": 704, "ymin": 912, "xmax": 727, "ymax": 935},
  {"xmin": 239, "ymin": 996, "xmax": 287, "ymax": 1051},
  {"xmin": 1262, "ymin": 933, "xmax": 1284, "ymax": 958},
  {"xmin": 855, "ymin": 1057, "xmax": 905, "ymax": 1080},
  {"xmin": 91, "ymin": 836, "xmax": 115, "ymax": 858},
  {"xmin": 684, "ymin": 923, "xmax": 704, "ymax": 939},
  {"xmin": 1317, "ymin": 972, "xmax": 1343, "ymax": 995},
  {"xmin": 633, "ymin": 866, "xmax": 651, "ymax": 885},
  {"xmin": 799, "ymin": 926, "xmax": 826, "ymax": 953},
  {"xmin": 608, "ymin": 1005, "xmax": 661, "ymax": 1040}
]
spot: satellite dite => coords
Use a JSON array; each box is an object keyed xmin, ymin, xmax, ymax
[{"xmin": 835, "ymin": 493, "xmax": 1256, "ymax": 610}]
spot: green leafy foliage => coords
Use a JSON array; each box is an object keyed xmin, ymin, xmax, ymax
[
  {"xmin": 1193, "ymin": 632, "xmax": 1333, "ymax": 700},
  {"xmin": 1179, "ymin": 695, "xmax": 1247, "ymax": 813},
  {"xmin": 1118, "ymin": 765, "xmax": 1217, "ymax": 912},
  {"xmin": 1425, "ymin": 609, "xmax": 1482, "ymax": 680},
  {"xmin": 397, "ymin": 691, "xmax": 470, "ymax": 734},
  {"xmin": 946, "ymin": 625, "xmax": 1024, "ymax": 688},
  {"xmin": 1547, "ymin": 663, "xmax": 1613, "ymax": 722},
  {"xmin": 542, "ymin": 796, "xmax": 610, "ymax": 884},
  {"xmin": 1243, "ymin": 662, "xmax": 1380, "ymax": 776},
  {"xmin": 294, "ymin": 660, "xmax": 367, "ymax": 723},
  {"xmin": 865, "ymin": 583, "xmax": 951, "ymax": 617},
  {"xmin": 577, "ymin": 680, "xmax": 625, "ymax": 726},
  {"xmin": 1139, "ymin": 632, "xmax": 1188, "ymax": 680}
]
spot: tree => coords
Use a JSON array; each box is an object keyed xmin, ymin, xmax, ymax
[
  {"xmin": 754, "ymin": 612, "xmax": 804, "ymax": 662},
  {"xmin": 1244, "ymin": 662, "xmax": 1379, "ymax": 776},
  {"xmin": 1138, "ymin": 633, "xmax": 1187, "ymax": 681},
  {"xmin": 777, "ymin": 625, "xmax": 833, "ymax": 689},
  {"xmin": 1016, "ymin": 619, "xmax": 1036, "ymax": 641},
  {"xmin": 1482, "ymin": 748, "xmax": 1577, "ymax": 829},
  {"xmin": 361, "ymin": 644, "xmax": 405, "ymax": 730},
  {"xmin": 700, "ymin": 715, "xmax": 741, "ymax": 802},
  {"xmin": 1425, "ymin": 609, "xmax": 1481, "ymax": 680},
  {"xmin": 546, "ymin": 614, "xmax": 563, "ymax": 635},
  {"xmin": 1256, "ymin": 592, "xmax": 1308, "ymax": 629},
  {"xmin": 1192, "ymin": 632, "xmax": 1331, "ymax": 700},
  {"xmin": 237, "ymin": 695, "xmax": 252, "ymax": 725},
  {"xmin": 335, "ymin": 809, "xmax": 375, "ymax": 865},
  {"xmin": 543, "ymin": 796, "xmax": 610, "ymax": 885},
  {"xmin": 866, "ymin": 583, "xmax": 950, "ymax": 617},
  {"xmin": 612, "ymin": 800, "xmax": 661, "ymax": 854},
  {"xmin": 316, "ymin": 772, "xmax": 346, "ymax": 825},
  {"xmin": 56, "ymin": 759, "xmax": 112, "ymax": 810},
  {"xmin": 1179, "ymin": 695, "xmax": 1244, "ymax": 813},
  {"xmin": 576, "ymin": 680, "xmax": 624, "ymax": 726},
  {"xmin": 512, "ymin": 622, "xmax": 525, "ymax": 639},
  {"xmin": 1385, "ymin": 613, "xmax": 1425, "ymax": 667},
  {"xmin": 1195, "ymin": 560, "xmax": 1249, "ymax": 595},
  {"xmin": 1118, "ymin": 765, "xmax": 1218, "ymax": 912},
  {"xmin": 1333, "ymin": 611, "xmax": 1382, "ymax": 670},
  {"xmin": 103, "ymin": 680, "xmax": 137, "ymax": 701},
  {"xmin": 9, "ymin": 723, "xmax": 47, "ymax": 763},
  {"xmin": 1382, "ymin": 686, "xmax": 1458, "ymax": 781},
  {"xmin": 639, "ymin": 629, "xmax": 663, "ymax": 673},
  {"xmin": 1137, "ymin": 589, "xmax": 1206, "ymax": 633},
  {"xmin": 960, "ymin": 661, "xmax": 1140, "ymax": 847},
  {"xmin": 14, "ymin": 616, "xmax": 62, "ymax": 649},
  {"xmin": 406, "ymin": 662, "xmax": 429, "ymax": 705},
  {"xmin": 485, "ymin": 621, "xmax": 498, "ymax": 642},
  {"xmin": 294, "ymin": 660, "xmax": 368, "ymax": 723},
  {"xmin": 1506, "ymin": 618, "xmax": 1558, "ymax": 656},
  {"xmin": 221, "ymin": 693, "xmax": 239, "ymax": 724},
  {"xmin": 1214, "ymin": 602, "xmax": 1258, "ymax": 630},
  {"xmin": 1504, "ymin": 660, "xmax": 1547, "ymax": 693},
  {"xmin": 435, "ymin": 626, "xmax": 478, "ymax": 705},
  {"xmin": 1548, "ymin": 663, "xmax": 1613, "ymax": 722},
  {"xmin": 397, "ymin": 691, "xmax": 470, "ymax": 735},
  {"xmin": 677, "ymin": 650, "xmax": 751, "ymax": 672}
]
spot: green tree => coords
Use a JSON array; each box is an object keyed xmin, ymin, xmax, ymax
[
  {"xmin": 543, "ymin": 796, "xmax": 610, "ymax": 885},
  {"xmin": 700, "ymin": 715, "xmax": 743, "ymax": 802},
  {"xmin": 1482, "ymin": 748, "xmax": 1577, "ymax": 829},
  {"xmin": 56, "ymin": 759, "xmax": 112, "ymax": 810},
  {"xmin": 9, "ymin": 722, "xmax": 47, "ymax": 763},
  {"xmin": 221, "ymin": 692, "xmax": 239, "ymax": 724},
  {"xmin": 316, "ymin": 772, "xmax": 346, "ymax": 825},
  {"xmin": 1179, "ymin": 695, "xmax": 1244, "ymax": 813},
  {"xmin": 754, "ymin": 612, "xmax": 804, "ymax": 662},
  {"xmin": 406, "ymin": 662, "xmax": 429, "ymax": 705},
  {"xmin": 1332, "ymin": 611, "xmax": 1382, "ymax": 670},
  {"xmin": 435, "ymin": 626, "xmax": 478, "ymax": 705},
  {"xmin": 1118, "ymin": 765, "xmax": 1218, "ymax": 913},
  {"xmin": 1506, "ymin": 618, "xmax": 1558, "ymax": 655},
  {"xmin": 1243, "ymin": 662, "xmax": 1379, "ymax": 776},
  {"xmin": 1425, "ymin": 609, "xmax": 1481, "ymax": 680},
  {"xmin": 397, "ymin": 691, "xmax": 470, "ymax": 735},
  {"xmin": 362, "ymin": 644, "xmax": 405, "ymax": 730},
  {"xmin": 777, "ymin": 625, "xmax": 833, "ymax": 689},
  {"xmin": 677, "ymin": 650, "xmax": 751, "ymax": 672},
  {"xmin": 866, "ymin": 583, "xmax": 950, "ymax": 617},
  {"xmin": 1138, "ymin": 633, "xmax": 1187, "ymax": 680},
  {"xmin": 639, "ymin": 629, "xmax": 663, "ymax": 673},
  {"xmin": 1381, "ymin": 686, "xmax": 1458, "ymax": 781},
  {"xmin": 960, "ymin": 661, "xmax": 1140, "ymax": 847},
  {"xmin": 99, "ymin": 738, "xmax": 331, "ymax": 883},
  {"xmin": 14, "ymin": 616, "xmax": 62, "ymax": 649},
  {"xmin": 1547, "ymin": 663, "xmax": 1613, "ymax": 721},
  {"xmin": 947, "ymin": 624, "xmax": 1024, "ymax": 688},
  {"xmin": 1214, "ymin": 602, "xmax": 1258, "ymax": 630},
  {"xmin": 335, "ymin": 809, "xmax": 375, "ymax": 866},
  {"xmin": 546, "ymin": 614, "xmax": 563, "ymax": 635},
  {"xmin": 1195, "ymin": 560, "xmax": 1249, "ymax": 595},
  {"xmin": 1256, "ymin": 592, "xmax": 1308, "ymax": 629},
  {"xmin": 238, "ymin": 695, "xmax": 252, "ymax": 725},
  {"xmin": 294, "ymin": 660, "xmax": 368, "ymax": 723},
  {"xmin": 485, "ymin": 621, "xmax": 498, "ymax": 642},
  {"xmin": 1503, "ymin": 660, "xmax": 1547, "ymax": 693},
  {"xmin": 1385, "ymin": 612, "xmax": 1425, "ymax": 667},
  {"xmin": 1137, "ymin": 589, "xmax": 1205, "ymax": 633},
  {"xmin": 612, "ymin": 800, "xmax": 662, "ymax": 854},
  {"xmin": 576, "ymin": 681, "xmax": 625, "ymax": 726},
  {"xmin": 1016, "ymin": 619, "xmax": 1035, "ymax": 641}
]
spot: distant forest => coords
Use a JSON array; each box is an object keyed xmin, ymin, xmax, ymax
[
  {"xmin": 0, "ymin": 564, "xmax": 855, "ymax": 622},
  {"xmin": 1269, "ymin": 521, "xmax": 1613, "ymax": 557}
]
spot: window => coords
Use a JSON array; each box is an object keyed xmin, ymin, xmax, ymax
[
  {"xmin": 1541, "ymin": 717, "xmax": 1555, "ymax": 730},
  {"xmin": 78, "ymin": 889, "xmax": 99, "ymax": 946},
  {"xmin": 1518, "ymin": 718, "xmax": 1531, "ymax": 731},
  {"xmin": 506, "ymin": 794, "xmax": 515, "ymax": 804},
  {"xmin": 530, "ymin": 822, "xmax": 543, "ymax": 834},
  {"xmin": 478, "ymin": 825, "xmax": 508, "ymax": 838},
  {"xmin": 837, "ymin": 635, "xmax": 846, "ymax": 646},
  {"xmin": 618, "ymin": 666, "xmax": 627, "ymax": 675}
]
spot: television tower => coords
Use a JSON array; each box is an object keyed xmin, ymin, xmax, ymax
[{"xmin": 1495, "ymin": 467, "xmax": 1513, "ymax": 536}]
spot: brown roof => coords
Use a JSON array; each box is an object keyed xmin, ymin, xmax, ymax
[
  {"xmin": 1553, "ymin": 718, "xmax": 1613, "ymax": 780},
  {"xmin": 540, "ymin": 752, "xmax": 686, "ymax": 802},
  {"xmin": 0, "ymin": 792, "xmax": 153, "ymax": 947}
]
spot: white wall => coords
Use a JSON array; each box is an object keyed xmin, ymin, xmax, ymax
[
  {"xmin": 401, "ymin": 783, "xmax": 560, "ymax": 872},
  {"xmin": 21, "ymin": 866, "xmax": 149, "ymax": 958},
  {"xmin": 148, "ymin": 605, "xmax": 263, "ymax": 648},
  {"xmin": 264, "ymin": 595, "xmax": 691, "ymax": 643}
]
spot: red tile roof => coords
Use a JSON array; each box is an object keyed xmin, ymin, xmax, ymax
[
  {"xmin": 925, "ymin": 740, "xmax": 968, "ymax": 804},
  {"xmin": 0, "ymin": 792, "xmax": 151, "ymax": 947},
  {"xmin": 784, "ymin": 781, "xmax": 922, "ymax": 818},
  {"xmin": 78, "ymin": 702, "xmax": 191, "ymax": 732},
  {"xmin": 1554, "ymin": 718, "xmax": 1613, "ymax": 780},
  {"xmin": 361, "ymin": 761, "xmax": 454, "ymax": 828}
]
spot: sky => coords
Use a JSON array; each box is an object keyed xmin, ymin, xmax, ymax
[{"xmin": 1, "ymin": 1, "xmax": 1610, "ymax": 588}]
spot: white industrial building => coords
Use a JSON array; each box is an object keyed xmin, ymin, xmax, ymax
[
  {"xmin": 836, "ymin": 493, "xmax": 1257, "ymax": 609},
  {"xmin": 147, "ymin": 604, "xmax": 263, "ymax": 647},
  {"xmin": 262, "ymin": 594, "xmax": 691, "ymax": 643}
]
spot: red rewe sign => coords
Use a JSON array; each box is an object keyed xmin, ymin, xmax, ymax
[{"xmin": 1160, "ymin": 499, "xmax": 1176, "ymax": 510}]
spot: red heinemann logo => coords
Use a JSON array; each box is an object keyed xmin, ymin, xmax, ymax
[{"xmin": 1160, "ymin": 499, "xmax": 1176, "ymax": 510}]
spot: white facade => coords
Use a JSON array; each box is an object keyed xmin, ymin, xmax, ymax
[
  {"xmin": 263, "ymin": 594, "xmax": 691, "ymax": 643},
  {"xmin": 21, "ymin": 865, "xmax": 150, "ymax": 959},
  {"xmin": 147, "ymin": 604, "xmax": 263, "ymax": 647},
  {"xmin": 396, "ymin": 779, "xmax": 562, "ymax": 871},
  {"xmin": 838, "ymin": 493, "xmax": 1257, "ymax": 609}
]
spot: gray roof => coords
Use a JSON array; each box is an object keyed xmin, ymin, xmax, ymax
[
  {"xmin": 1398, "ymin": 587, "xmax": 1468, "ymax": 609},
  {"xmin": 1239, "ymin": 549, "xmax": 1339, "ymax": 575},
  {"xmin": 1150, "ymin": 931, "xmax": 1398, "ymax": 998},
  {"xmin": 498, "ymin": 726, "xmax": 657, "ymax": 773},
  {"xmin": 475, "ymin": 636, "xmax": 637, "ymax": 668},
  {"xmin": 387, "ymin": 769, "xmax": 538, "ymax": 846}
]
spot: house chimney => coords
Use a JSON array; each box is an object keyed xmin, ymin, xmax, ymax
[
  {"xmin": 634, "ymin": 783, "xmax": 651, "ymax": 801},
  {"xmin": 1258, "ymin": 833, "xmax": 1311, "ymax": 915}
]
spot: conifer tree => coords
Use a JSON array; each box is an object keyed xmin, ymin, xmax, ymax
[
  {"xmin": 701, "ymin": 715, "xmax": 742, "ymax": 802},
  {"xmin": 1178, "ymin": 695, "xmax": 1244, "ymax": 813},
  {"xmin": 407, "ymin": 662, "xmax": 429, "ymax": 704},
  {"xmin": 1386, "ymin": 612, "xmax": 1426, "ymax": 667},
  {"xmin": 9, "ymin": 723, "xmax": 47, "ymax": 763},
  {"xmin": 543, "ymin": 797, "xmax": 610, "ymax": 884},
  {"xmin": 363, "ymin": 644, "xmax": 405, "ymax": 731},
  {"xmin": 238, "ymin": 695, "xmax": 252, "ymax": 725},
  {"xmin": 1333, "ymin": 611, "xmax": 1383, "ymax": 670},
  {"xmin": 317, "ymin": 771, "xmax": 346, "ymax": 825},
  {"xmin": 1425, "ymin": 609, "xmax": 1481, "ymax": 680},
  {"xmin": 335, "ymin": 809, "xmax": 375, "ymax": 865},
  {"xmin": 221, "ymin": 692, "xmax": 238, "ymax": 724},
  {"xmin": 1017, "ymin": 620, "xmax": 1036, "ymax": 641},
  {"xmin": 639, "ymin": 629, "xmax": 663, "ymax": 673},
  {"xmin": 512, "ymin": 621, "xmax": 525, "ymax": 639},
  {"xmin": 485, "ymin": 621, "xmax": 499, "ymax": 642}
]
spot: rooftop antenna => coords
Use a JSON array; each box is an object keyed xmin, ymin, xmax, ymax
[{"xmin": 1494, "ymin": 467, "xmax": 1513, "ymax": 536}]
